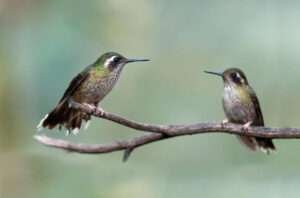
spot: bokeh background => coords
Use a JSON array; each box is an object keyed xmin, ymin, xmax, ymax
[{"xmin": 1, "ymin": 0, "xmax": 300, "ymax": 197}]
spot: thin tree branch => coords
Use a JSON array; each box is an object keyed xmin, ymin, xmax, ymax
[
  {"xmin": 69, "ymin": 101, "xmax": 171, "ymax": 135},
  {"xmin": 35, "ymin": 104, "xmax": 300, "ymax": 161}
]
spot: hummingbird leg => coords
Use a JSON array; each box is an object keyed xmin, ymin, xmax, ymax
[
  {"xmin": 81, "ymin": 103, "xmax": 96, "ymax": 111},
  {"xmin": 221, "ymin": 119, "xmax": 229, "ymax": 127},
  {"xmin": 241, "ymin": 121, "xmax": 253, "ymax": 132},
  {"xmin": 94, "ymin": 106, "xmax": 105, "ymax": 117},
  {"xmin": 68, "ymin": 99, "xmax": 103, "ymax": 116},
  {"xmin": 81, "ymin": 103, "xmax": 105, "ymax": 117}
]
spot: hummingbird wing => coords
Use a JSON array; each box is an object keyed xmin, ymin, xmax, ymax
[
  {"xmin": 248, "ymin": 87, "xmax": 264, "ymax": 126},
  {"xmin": 248, "ymin": 86, "xmax": 276, "ymax": 152},
  {"xmin": 39, "ymin": 66, "xmax": 92, "ymax": 131},
  {"xmin": 58, "ymin": 66, "xmax": 91, "ymax": 103}
]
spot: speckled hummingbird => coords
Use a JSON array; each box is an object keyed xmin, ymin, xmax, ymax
[
  {"xmin": 37, "ymin": 52, "xmax": 149, "ymax": 134},
  {"xmin": 205, "ymin": 68, "xmax": 275, "ymax": 153}
]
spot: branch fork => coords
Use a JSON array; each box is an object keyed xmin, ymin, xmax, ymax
[{"xmin": 35, "ymin": 104, "xmax": 300, "ymax": 161}]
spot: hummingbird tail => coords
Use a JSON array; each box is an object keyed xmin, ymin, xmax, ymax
[
  {"xmin": 237, "ymin": 136, "xmax": 276, "ymax": 154},
  {"xmin": 255, "ymin": 137, "xmax": 276, "ymax": 154},
  {"xmin": 37, "ymin": 101, "xmax": 91, "ymax": 133}
]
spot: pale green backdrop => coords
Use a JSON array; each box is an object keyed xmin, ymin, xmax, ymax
[{"xmin": 0, "ymin": 0, "xmax": 300, "ymax": 197}]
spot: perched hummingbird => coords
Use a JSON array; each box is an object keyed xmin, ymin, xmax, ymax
[
  {"xmin": 37, "ymin": 52, "xmax": 149, "ymax": 134},
  {"xmin": 205, "ymin": 68, "xmax": 275, "ymax": 153}
]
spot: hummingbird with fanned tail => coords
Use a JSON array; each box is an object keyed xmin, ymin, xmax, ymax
[
  {"xmin": 37, "ymin": 52, "xmax": 149, "ymax": 134},
  {"xmin": 205, "ymin": 68, "xmax": 275, "ymax": 153}
]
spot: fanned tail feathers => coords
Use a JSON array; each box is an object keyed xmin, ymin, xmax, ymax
[
  {"xmin": 237, "ymin": 136, "xmax": 276, "ymax": 154},
  {"xmin": 37, "ymin": 101, "xmax": 91, "ymax": 134}
]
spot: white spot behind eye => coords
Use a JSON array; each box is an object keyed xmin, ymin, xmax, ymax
[
  {"xmin": 104, "ymin": 56, "xmax": 117, "ymax": 68},
  {"xmin": 235, "ymin": 72, "xmax": 245, "ymax": 84}
]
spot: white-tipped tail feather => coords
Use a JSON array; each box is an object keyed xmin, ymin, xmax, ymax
[
  {"xmin": 259, "ymin": 146, "xmax": 276, "ymax": 154},
  {"xmin": 71, "ymin": 128, "xmax": 80, "ymax": 135},
  {"xmin": 36, "ymin": 114, "xmax": 49, "ymax": 131},
  {"xmin": 84, "ymin": 120, "xmax": 91, "ymax": 130}
]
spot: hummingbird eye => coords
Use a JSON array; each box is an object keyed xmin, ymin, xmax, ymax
[
  {"xmin": 230, "ymin": 72, "xmax": 243, "ymax": 84},
  {"xmin": 104, "ymin": 56, "xmax": 123, "ymax": 69},
  {"xmin": 113, "ymin": 56, "xmax": 122, "ymax": 64}
]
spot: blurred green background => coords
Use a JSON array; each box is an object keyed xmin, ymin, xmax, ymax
[{"xmin": 1, "ymin": 0, "xmax": 300, "ymax": 197}]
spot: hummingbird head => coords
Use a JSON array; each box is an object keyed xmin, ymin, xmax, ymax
[
  {"xmin": 95, "ymin": 52, "xmax": 150, "ymax": 72},
  {"xmin": 204, "ymin": 68, "xmax": 249, "ymax": 87}
]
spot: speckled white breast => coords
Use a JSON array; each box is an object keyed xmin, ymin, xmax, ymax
[
  {"xmin": 222, "ymin": 85, "xmax": 254, "ymax": 123},
  {"xmin": 73, "ymin": 69, "xmax": 122, "ymax": 105}
]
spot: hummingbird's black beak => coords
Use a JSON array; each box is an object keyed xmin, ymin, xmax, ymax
[
  {"xmin": 126, "ymin": 58, "xmax": 150, "ymax": 63},
  {"xmin": 204, "ymin": 70, "xmax": 223, "ymax": 77}
]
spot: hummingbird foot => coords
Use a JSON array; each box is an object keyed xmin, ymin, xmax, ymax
[
  {"xmin": 69, "ymin": 99, "xmax": 105, "ymax": 116},
  {"xmin": 221, "ymin": 119, "xmax": 229, "ymax": 127},
  {"xmin": 68, "ymin": 99, "xmax": 96, "ymax": 113},
  {"xmin": 81, "ymin": 103, "xmax": 96, "ymax": 112},
  {"xmin": 241, "ymin": 121, "xmax": 253, "ymax": 132},
  {"xmin": 95, "ymin": 106, "xmax": 105, "ymax": 117},
  {"xmin": 80, "ymin": 103, "xmax": 105, "ymax": 117}
]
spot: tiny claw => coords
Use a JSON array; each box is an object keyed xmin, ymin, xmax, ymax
[
  {"xmin": 95, "ymin": 106, "xmax": 105, "ymax": 117},
  {"xmin": 83, "ymin": 103, "xmax": 95, "ymax": 109},
  {"xmin": 242, "ymin": 121, "xmax": 252, "ymax": 132},
  {"xmin": 81, "ymin": 103, "xmax": 97, "ymax": 114},
  {"xmin": 221, "ymin": 119, "xmax": 229, "ymax": 127}
]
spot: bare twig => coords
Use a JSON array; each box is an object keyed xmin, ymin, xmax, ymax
[{"xmin": 35, "ymin": 104, "xmax": 300, "ymax": 161}]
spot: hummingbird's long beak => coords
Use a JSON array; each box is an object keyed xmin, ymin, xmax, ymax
[
  {"xmin": 204, "ymin": 70, "xmax": 223, "ymax": 77},
  {"xmin": 126, "ymin": 58, "xmax": 150, "ymax": 63}
]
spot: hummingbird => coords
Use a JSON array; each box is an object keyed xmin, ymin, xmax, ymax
[
  {"xmin": 205, "ymin": 68, "xmax": 275, "ymax": 153},
  {"xmin": 37, "ymin": 52, "xmax": 149, "ymax": 134}
]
